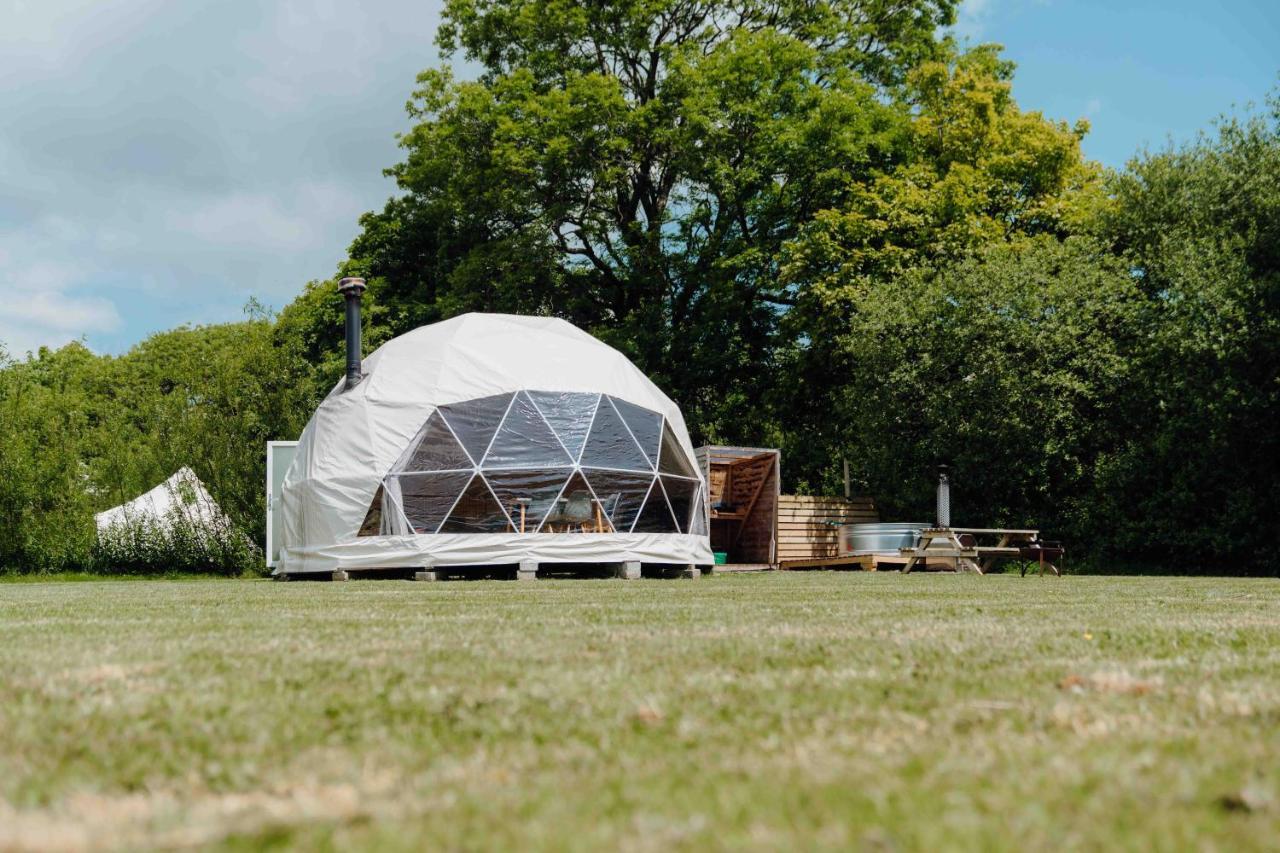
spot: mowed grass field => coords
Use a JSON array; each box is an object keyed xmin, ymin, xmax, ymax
[{"xmin": 2, "ymin": 573, "xmax": 1278, "ymax": 851}]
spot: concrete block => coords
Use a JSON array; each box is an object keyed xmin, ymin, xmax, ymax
[
  {"xmin": 614, "ymin": 561, "xmax": 641, "ymax": 580},
  {"xmin": 414, "ymin": 570, "xmax": 442, "ymax": 582},
  {"xmin": 331, "ymin": 570, "xmax": 350, "ymax": 582},
  {"xmin": 677, "ymin": 566, "xmax": 701, "ymax": 579},
  {"xmin": 516, "ymin": 560, "xmax": 538, "ymax": 581}
]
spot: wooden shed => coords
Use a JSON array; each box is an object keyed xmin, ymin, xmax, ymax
[
  {"xmin": 697, "ymin": 445, "xmax": 881, "ymax": 568},
  {"xmin": 696, "ymin": 446, "xmax": 781, "ymax": 567}
]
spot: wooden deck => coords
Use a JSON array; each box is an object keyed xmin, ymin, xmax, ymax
[
  {"xmin": 780, "ymin": 553, "xmax": 905, "ymax": 571},
  {"xmin": 779, "ymin": 530, "xmax": 1045, "ymax": 574}
]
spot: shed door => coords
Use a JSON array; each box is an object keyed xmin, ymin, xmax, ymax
[{"xmin": 266, "ymin": 441, "xmax": 298, "ymax": 568}]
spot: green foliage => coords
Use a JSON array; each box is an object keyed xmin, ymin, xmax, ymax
[
  {"xmin": 92, "ymin": 507, "xmax": 258, "ymax": 577},
  {"xmin": 779, "ymin": 94, "xmax": 1279, "ymax": 574},
  {"xmin": 0, "ymin": 4, "xmax": 1276, "ymax": 575},
  {"xmin": 86, "ymin": 320, "xmax": 317, "ymax": 551},
  {"xmin": 349, "ymin": 0, "xmax": 960, "ymax": 441},
  {"xmin": 778, "ymin": 42, "xmax": 1107, "ymax": 380},
  {"xmin": 1090, "ymin": 98, "xmax": 1280, "ymax": 571},
  {"xmin": 0, "ymin": 316, "xmax": 318, "ymax": 575},
  {"xmin": 788, "ymin": 237, "xmax": 1142, "ymax": 531},
  {"xmin": 0, "ymin": 344, "xmax": 99, "ymax": 572}
]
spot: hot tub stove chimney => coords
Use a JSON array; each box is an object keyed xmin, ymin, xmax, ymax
[{"xmin": 936, "ymin": 464, "xmax": 951, "ymax": 528}]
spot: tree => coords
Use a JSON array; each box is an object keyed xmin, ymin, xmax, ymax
[
  {"xmin": 92, "ymin": 320, "xmax": 318, "ymax": 545},
  {"xmin": 0, "ymin": 315, "xmax": 320, "ymax": 573},
  {"xmin": 1093, "ymin": 96, "xmax": 1280, "ymax": 572},
  {"xmin": 774, "ymin": 43, "xmax": 1107, "ymax": 488},
  {"xmin": 800, "ymin": 237, "xmax": 1141, "ymax": 536},
  {"xmin": 0, "ymin": 343, "xmax": 99, "ymax": 572},
  {"xmin": 346, "ymin": 0, "xmax": 959, "ymax": 441}
]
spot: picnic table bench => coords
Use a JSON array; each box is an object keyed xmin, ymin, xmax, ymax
[{"xmin": 900, "ymin": 528, "xmax": 1061, "ymax": 575}]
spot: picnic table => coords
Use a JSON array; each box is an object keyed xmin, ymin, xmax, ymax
[{"xmin": 900, "ymin": 527, "xmax": 1059, "ymax": 575}]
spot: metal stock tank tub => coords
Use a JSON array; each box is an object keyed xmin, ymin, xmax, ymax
[{"xmin": 840, "ymin": 522, "xmax": 930, "ymax": 556}]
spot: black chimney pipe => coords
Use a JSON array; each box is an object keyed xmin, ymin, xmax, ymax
[{"xmin": 337, "ymin": 277, "xmax": 366, "ymax": 391}]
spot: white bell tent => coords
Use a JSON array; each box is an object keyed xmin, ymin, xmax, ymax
[
  {"xmin": 95, "ymin": 467, "xmax": 229, "ymax": 536},
  {"xmin": 275, "ymin": 313, "xmax": 712, "ymax": 575}
]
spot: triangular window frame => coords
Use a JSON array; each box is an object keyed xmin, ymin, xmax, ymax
[
  {"xmin": 439, "ymin": 473, "xmax": 515, "ymax": 533},
  {"xmin": 580, "ymin": 468, "xmax": 656, "ymax": 535},
  {"xmin": 657, "ymin": 420, "xmax": 698, "ymax": 477},
  {"xmin": 631, "ymin": 478, "xmax": 679, "ymax": 533},
  {"xmin": 393, "ymin": 409, "xmax": 475, "ymax": 473},
  {"xmin": 578, "ymin": 396, "xmax": 652, "ymax": 472},
  {"xmin": 438, "ymin": 392, "xmax": 516, "ymax": 466},
  {"xmin": 609, "ymin": 396, "xmax": 662, "ymax": 469},
  {"xmin": 481, "ymin": 391, "xmax": 576, "ymax": 469},
  {"xmin": 527, "ymin": 391, "xmax": 601, "ymax": 464},
  {"xmin": 482, "ymin": 467, "xmax": 575, "ymax": 534}
]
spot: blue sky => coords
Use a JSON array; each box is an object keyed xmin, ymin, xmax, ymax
[
  {"xmin": 1, "ymin": 0, "xmax": 1276, "ymax": 357},
  {"xmin": 954, "ymin": 0, "xmax": 1279, "ymax": 168}
]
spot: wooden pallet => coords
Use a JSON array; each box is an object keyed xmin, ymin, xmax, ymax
[
  {"xmin": 778, "ymin": 553, "xmax": 905, "ymax": 571},
  {"xmin": 278, "ymin": 562, "xmax": 708, "ymax": 582}
]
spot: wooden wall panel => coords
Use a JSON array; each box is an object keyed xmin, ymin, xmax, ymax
[{"xmin": 775, "ymin": 495, "xmax": 879, "ymax": 561}]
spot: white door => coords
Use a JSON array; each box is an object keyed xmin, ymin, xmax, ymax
[{"xmin": 266, "ymin": 441, "xmax": 298, "ymax": 568}]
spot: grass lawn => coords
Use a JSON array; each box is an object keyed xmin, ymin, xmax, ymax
[{"xmin": 1, "ymin": 573, "xmax": 1277, "ymax": 850}]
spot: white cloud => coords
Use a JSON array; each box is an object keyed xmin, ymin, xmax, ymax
[
  {"xmin": 953, "ymin": 0, "xmax": 995, "ymax": 40},
  {"xmin": 0, "ymin": 255, "xmax": 121, "ymax": 356},
  {"xmin": 8, "ymin": 289, "xmax": 120, "ymax": 336},
  {"xmin": 0, "ymin": 0, "xmax": 450, "ymax": 355},
  {"xmin": 177, "ymin": 192, "xmax": 313, "ymax": 251}
]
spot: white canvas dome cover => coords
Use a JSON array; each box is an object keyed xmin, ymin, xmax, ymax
[
  {"xmin": 95, "ymin": 467, "xmax": 229, "ymax": 535},
  {"xmin": 277, "ymin": 313, "xmax": 712, "ymax": 574}
]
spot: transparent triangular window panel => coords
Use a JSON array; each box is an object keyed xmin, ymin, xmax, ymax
[
  {"xmin": 377, "ymin": 390, "xmax": 692, "ymax": 537},
  {"xmin": 482, "ymin": 391, "xmax": 574, "ymax": 469},
  {"xmin": 581, "ymin": 468, "xmax": 654, "ymax": 535},
  {"xmin": 358, "ymin": 484, "xmax": 385, "ymax": 537},
  {"xmin": 660, "ymin": 475, "xmax": 700, "ymax": 534},
  {"xmin": 438, "ymin": 392, "xmax": 514, "ymax": 465},
  {"xmin": 657, "ymin": 423, "xmax": 698, "ymax": 477},
  {"xmin": 483, "ymin": 468, "xmax": 573, "ymax": 533},
  {"xmin": 579, "ymin": 397, "xmax": 651, "ymax": 471},
  {"xmin": 401, "ymin": 410, "xmax": 473, "ymax": 472},
  {"xmin": 610, "ymin": 396, "xmax": 662, "ymax": 468},
  {"xmin": 632, "ymin": 480, "xmax": 678, "ymax": 533},
  {"xmin": 395, "ymin": 471, "xmax": 473, "ymax": 534},
  {"xmin": 440, "ymin": 474, "xmax": 512, "ymax": 533},
  {"xmin": 527, "ymin": 391, "xmax": 600, "ymax": 463},
  {"xmin": 541, "ymin": 471, "xmax": 609, "ymax": 532},
  {"xmin": 688, "ymin": 489, "xmax": 708, "ymax": 536}
]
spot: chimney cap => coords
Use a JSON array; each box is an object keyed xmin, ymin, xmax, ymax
[{"xmin": 338, "ymin": 276, "xmax": 367, "ymax": 295}]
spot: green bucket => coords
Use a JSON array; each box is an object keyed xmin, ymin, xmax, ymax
[{"xmin": 713, "ymin": 551, "xmax": 728, "ymax": 565}]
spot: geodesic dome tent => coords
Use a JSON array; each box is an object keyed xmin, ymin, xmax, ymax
[{"xmin": 276, "ymin": 313, "xmax": 712, "ymax": 575}]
